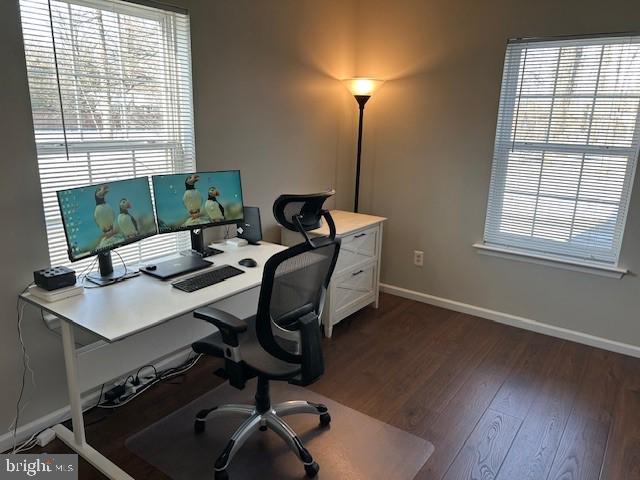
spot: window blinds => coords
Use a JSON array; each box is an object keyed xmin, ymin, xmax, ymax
[
  {"xmin": 19, "ymin": 0, "xmax": 195, "ymax": 268},
  {"xmin": 484, "ymin": 35, "xmax": 640, "ymax": 265}
]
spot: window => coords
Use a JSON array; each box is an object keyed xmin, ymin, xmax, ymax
[
  {"xmin": 19, "ymin": 0, "xmax": 194, "ymax": 268},
  {"xmin": 483, "ymin": 35, "xmax": 640, "ymax": 267}
]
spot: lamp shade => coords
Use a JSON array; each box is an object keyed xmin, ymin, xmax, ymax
[{"xmin": 342, "ymin": 78, "xmax": 384, "ymax": 97}]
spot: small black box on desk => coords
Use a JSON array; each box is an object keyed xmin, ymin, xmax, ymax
[{"xmin": 34, "ymin": 266, "xmax": 77, "ymax": 291}]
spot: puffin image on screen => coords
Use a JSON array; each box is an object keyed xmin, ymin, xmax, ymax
[
  {"xmin": 204, "ymin": 186, "xmax": 225, "ymax": 221},
  {"xmin": 182, "ymin": 174, "xmax": 205, "ymax": 226},
  {"xmin": 94, "ymin": 185, "xmax": 115, "ymax": 237},
  {"xmin": 118, "ymin": 198, "xmax": 138, "ymax": 238}
]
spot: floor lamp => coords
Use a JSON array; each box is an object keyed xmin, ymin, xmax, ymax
[{"xmin": 342, "ymin": 78, "xmax": 384, "ymax": 213}]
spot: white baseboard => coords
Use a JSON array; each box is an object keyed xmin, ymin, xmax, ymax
[
  {"xmin": 0, "ymin": 347, "xmax": 195, "ymax": 453},
  {"xmin": 380, "ymin": 283, "xmax": 640, "ymax": 359}
]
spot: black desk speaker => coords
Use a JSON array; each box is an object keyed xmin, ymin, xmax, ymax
[{"xmin": 237, "ymin": 207, "xmax": 262, "ymax": 245}]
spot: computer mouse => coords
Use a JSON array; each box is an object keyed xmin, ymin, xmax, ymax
[
  {"xmin": 239, "ymin": 258, "xmax": 258, "ymax": 268},
  {"xmin": 145, "ymin": 265, "xmax": 157, "ymax": 271}
]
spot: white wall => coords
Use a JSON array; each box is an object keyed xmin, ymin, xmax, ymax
[
  {"xmin": 187, "ymin": 0, "xmax": 359, "ymax": 241},
  {"xmin": 354, "ymin": 0, "xmax": 640, "ymax": 348},
  {"xmin": 0, "ymin": 0, "xmax": 70, "ymax": 443},
  {"xmin": 0, "ymin": 0, "xmax": 358, "ymax": 437}
]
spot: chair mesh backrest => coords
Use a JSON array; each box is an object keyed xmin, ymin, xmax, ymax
[
  {"xmin": 256, "ymin": 191, "xmax": 340, "ymax": 364},
  {"xmin": 269, "ymin": 242, "xmax": 339, "ymax": 329}
]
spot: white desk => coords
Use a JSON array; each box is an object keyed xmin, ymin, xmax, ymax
[{"xmin": 20, "ymin": 242, "xmax": 286, "ymax": 480}]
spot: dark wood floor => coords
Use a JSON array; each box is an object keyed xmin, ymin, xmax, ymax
[{"xmin": 37, "ymin": 293, "xmax": 640, "ymax": 479}]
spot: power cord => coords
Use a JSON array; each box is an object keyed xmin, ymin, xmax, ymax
[
  {"xmin": 113, "ymin": 250, "xmax": 129, "ymax": 282},
  {"xmin": 9, "ymin": 313, "xmax": 199, "ymax": 452},
  {"xmin": 134, "ymin": 365, "xmax": 158, "ymax": 384},
  {"xmin": 11, "ymin": 383, "xmax": 107, "ymax": 453},
  {"xmin": 81, "ymin": 250, "xmax": 131, "ymax": 289},
  {"xmin": 98, "ymin": 354, "xmax": 202, "ymax": 410},
  {"xmin": 10, "ymin": 283, "xmax": 37, "ymax": 453},
  {"xmin": 12, "ymin": 430, "xmax": 39, "ymax": 454},
  {"xmin": 10, "ymin": 352, "xmax": 201, "ymax": 452},
  {"xmin": 76, "ymin": 256, "xmax": 99, "ymax": 283},
  {"xmin": 91, "ymin": 384, "xmax": 106, "ymax": 411}
]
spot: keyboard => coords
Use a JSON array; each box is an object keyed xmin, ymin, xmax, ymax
[{"xmin": 172, "ymin": 265, "xmax": 245, "ymax": 293}]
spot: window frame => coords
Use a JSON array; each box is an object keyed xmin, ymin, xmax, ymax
[
  {"xmin": 480, "ymin": 34, "xmax": 640, "ymax": 273},
  {"xmin": 20, "ymin": 0, "xmax": 195, "ymax": 269}
]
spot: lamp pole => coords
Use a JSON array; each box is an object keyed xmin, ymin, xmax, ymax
[
  {"xmin": 342, "ymin": 78, "xmax": 383, "ymax": 214},
  {"xmin": 354, "ymin": 95, "xmax": 370, "ymax": 213}
]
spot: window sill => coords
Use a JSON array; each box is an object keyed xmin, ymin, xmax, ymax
[{"xmin": 473, "ymin": 243, "xmax": 628, "ymax": 279}]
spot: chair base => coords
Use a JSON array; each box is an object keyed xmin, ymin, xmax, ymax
[{"xmin": 195, "ymin": 397, "xmax": 330, "ymax": 479}]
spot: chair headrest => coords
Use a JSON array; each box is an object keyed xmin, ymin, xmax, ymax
[{"xmin": 273, "ymin": 190, "xmax": 335, "ymax": 233}]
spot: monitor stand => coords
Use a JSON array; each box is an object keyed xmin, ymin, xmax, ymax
[
  {"xmin": 87, "ymin": 251, "xmax": 139, "ymax": 286},
  {"xmin": 181, "ymin": 229, "xmax": 223, "ymax": 258}
]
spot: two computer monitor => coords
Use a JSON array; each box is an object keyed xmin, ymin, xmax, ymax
[{"xmin": 57, "ymin": 170, "xmax": 244, "ymax": 282}]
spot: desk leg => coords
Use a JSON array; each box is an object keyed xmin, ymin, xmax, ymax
[
  {"xmin": 59, "ymin": 321, "xmax": 85, "ymax": 446},
  {"xmin": 56, "ymin": 321, "xmax": 134, "ymax": 480}
]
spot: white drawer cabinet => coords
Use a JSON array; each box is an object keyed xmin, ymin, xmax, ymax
[
  {"xmin": 334, "ymin": 225, "xmax": 378, "ymax": 275},
  {"xmin": 332, "ymin": 261, "xmax": 377, "ymax": 320},
  {"xmin": 281, "ymin": 210, "xmax": 386, "ymax": 337}
]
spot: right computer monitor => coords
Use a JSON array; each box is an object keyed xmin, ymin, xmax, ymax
[{"xmin": 152, "ymin": 170, "xmax": 244, "ymax": 233}]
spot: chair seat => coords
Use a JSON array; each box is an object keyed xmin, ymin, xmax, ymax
[{"xmin": 192, "ymin": 316, "xmax": 301, "ymax": 381}]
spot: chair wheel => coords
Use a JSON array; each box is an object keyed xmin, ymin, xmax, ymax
[
  {"xmin": 214, "ymin": 469, "xmax": 229, "ymax": 480},
  {"xmin": 305, "ymin": 461, "xmax": 320, "ymax": 477},
  {"xmin": 319, "ymin": 413, "xmax": 331, "ymax": 427},
  {"xmin": 194, "ymin": 420, "xmax": 205, "ymax": 434}
]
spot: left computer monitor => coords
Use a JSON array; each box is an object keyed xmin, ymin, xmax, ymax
[{"xmin": 57, "ymin": 176, "xmax": 157, "ymax": 285}]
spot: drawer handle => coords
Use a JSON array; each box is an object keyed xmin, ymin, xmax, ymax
[
  {"xmin": 352, "ymin": 269, "xmax": 364, "ymax": 276},
  {"xmin": 354, "ymin": 233, "xmax": 367, "ymax": 238}
]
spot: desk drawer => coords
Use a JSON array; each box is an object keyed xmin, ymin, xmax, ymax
[
  {"xmin": 335, "ymin": 226, "xmax": 379, "ymax": 275},
  {"xmin": 333, "ymin": 262, "xmax": 376, "ymax": 318}
]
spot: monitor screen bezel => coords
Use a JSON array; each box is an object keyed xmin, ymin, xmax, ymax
[
  {"xmin": 56, "ymin": 176, "xmax": 159, "ymax": 263},
  {"xmin": 151, "ymin": 170, "xmax": 245, "ymax": 234}
]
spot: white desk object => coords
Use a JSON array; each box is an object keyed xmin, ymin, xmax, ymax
[
  {"xmin": 20, "ymin": 242, "xmax": 286, "ymax": 479},
  {"xmin": 281, "ymin": 210, "xmax": 386, "ymax": 337}
]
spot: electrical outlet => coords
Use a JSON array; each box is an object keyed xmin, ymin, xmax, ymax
[{"xmin": 414, "ymin": 250, "xmax": 424, "ymax": 267}]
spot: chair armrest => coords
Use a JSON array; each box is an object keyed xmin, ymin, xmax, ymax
[
  {"xmin": 194, "ymin": 307, "xmax": 247, "ymax": 332},
  {"xmin": 194, "ymin": 307, "xmax": 247, "ymax": 346}
]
